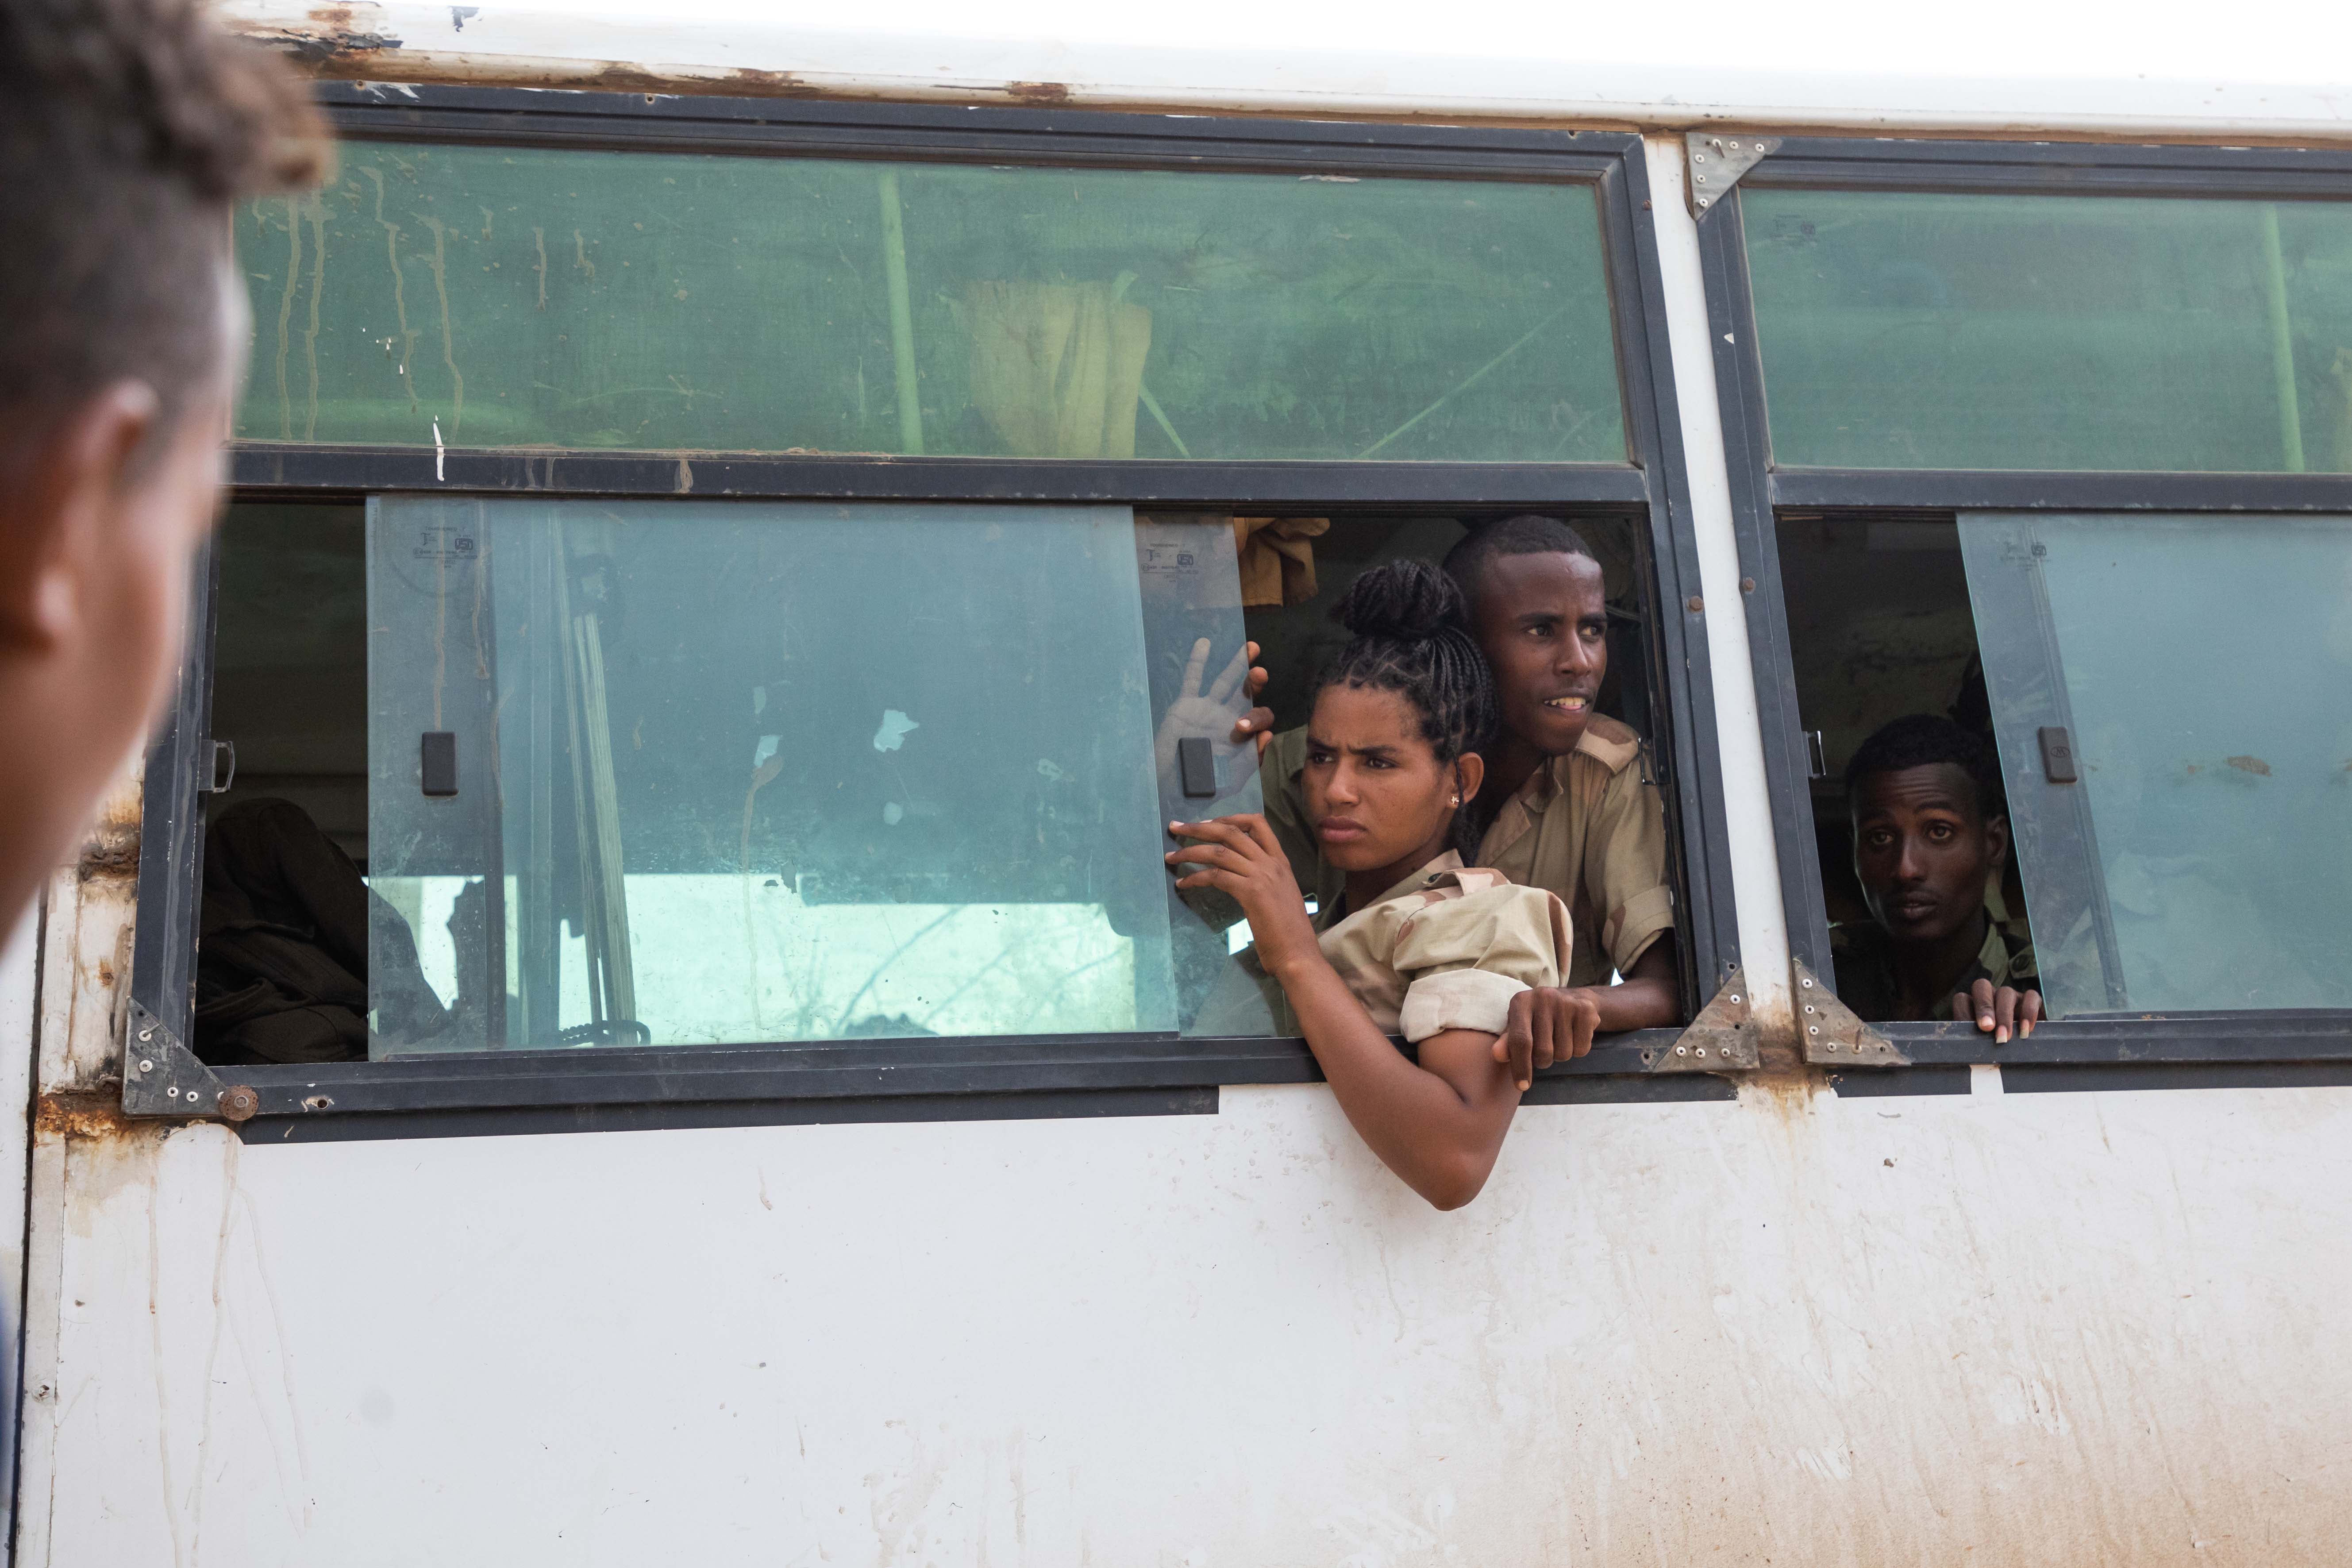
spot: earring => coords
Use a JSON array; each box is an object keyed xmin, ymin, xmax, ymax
[{"xmin": 1450, "ymin": 794, "xmax": 1460, "ymax": 806}]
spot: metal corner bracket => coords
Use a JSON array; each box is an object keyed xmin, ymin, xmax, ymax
[
  {"xmin": 123, "ymin": 998, "xmax": 257, "ymax": 1121},
  {"xmin": 1793, "ymin": 959, "xmax": 1909, "ymax": 1067},
  {"xmin": 1685, "ymin": 132, "xmax": 1781, "ymax": 220},
  {"xmin": 1647, "ymin": 965, "xmax": 1761, "ymax": 1072}
]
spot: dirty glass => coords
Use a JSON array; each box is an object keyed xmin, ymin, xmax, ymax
[
  {"xmin": 1959, "ymin": 513, "xmax": 2352, "ymax": 1014},
  {"xmin": 1746, "ymin": 190, "xmax": 2352, "ymax": 471},
  {"xmin": 1134, "ymin": 515, "xmax": 1283, "ymax": 1037},
  {"xmin": 364, "ymin": 496, "xmax": 1293, "ymax": 1054},
  {"xmin": 239, "ymin": 144, "xmax": 1624, "ymax": 463}
]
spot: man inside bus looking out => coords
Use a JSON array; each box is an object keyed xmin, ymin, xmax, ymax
[
  {"xmin": 1833, "ymin": 714, "xmax": 2042, "ymax": 1040},
  {"xmin": 1174, "ymin": 515, "xmax": 1679, "ymax": 1085},
  {"xmin": 0, "ymin": 0, "xmax": 323, "ymax": 928}
]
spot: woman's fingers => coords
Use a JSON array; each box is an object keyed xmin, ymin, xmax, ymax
[
  {"xmin": 1169, "ymin": 815, "xmax": 1266, "ymax": 848},
  {"xmin": 2019, "ymin": 990, "xmax": 2044, "ymax": 1036},
  {"xmin": 1165, "ymin": 841, "xmax": 1246, "ymax": 872},
  {"xmin": 1238, "ymin": 815, "xmax": 1287, "ymax": 858}
]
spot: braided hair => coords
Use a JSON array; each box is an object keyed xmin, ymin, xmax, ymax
[{"xmin": 1315, "ymin": 559, "xmax": 1501, "ymax": 855}]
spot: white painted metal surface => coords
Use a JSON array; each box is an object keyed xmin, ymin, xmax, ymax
[
  {"xmin": 18, "ymin": 1083, "xmax": 2352, "ymax": 1563},
  {"xmin": 1643, "ymin": 134, "xmax": 1794, "ymax": 1035},
  {"xmin": 223, "ymin": 0, "xmax": 2352, "ymax": 141},
  {"xmin": 0, "ymin": 907, "xmax": 38, "ymax": 1551}
]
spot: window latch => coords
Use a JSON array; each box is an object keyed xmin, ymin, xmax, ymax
[
  {"xmin": 2038, "ymin": 725, "xmax": 2079, "ymax": 783},
  {"xmin": 197, "ymin": 738, "xmax": 236, "ymax": 794},
  {"xmin": 421, "ymin": 731, "xmax": 459, "ymax": 797},
  {"xmin": 1804, "ymin": 729, "xmax": 1828, "ymax": 780},
  {"xmin": 1176, "ymin": 736, "xmax": 1218, "ymax": 799}
]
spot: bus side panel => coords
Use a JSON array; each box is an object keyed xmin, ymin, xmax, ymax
[{"xmin": 20, "ymin": 1077, "xmax": 2352, "ymax": 1565}]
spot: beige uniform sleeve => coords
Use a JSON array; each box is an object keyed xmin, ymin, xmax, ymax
[
  {"xmin": 1390, "ymin": 885, "xmax": 1571, "ymax": 1044},
  {"xmin": 1585, "ymin": 758, "xmax": 1675, "ymax": 975}
]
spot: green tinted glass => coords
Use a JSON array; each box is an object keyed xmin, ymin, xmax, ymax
[
  {"xmin": 1746, "ymin": 189, "xmax": 2352, "ymax": 471},
  {"xmin": 239, "ymin": 144, "xmax": 1624, "ymax": 463},
  {"xmin": 1961, "ymin": 513, "xmax": 2352, "ymax": 1013},
  {"xmin": 362, "ymin": 497, "xmax": 1296, "ymax": 1053}
]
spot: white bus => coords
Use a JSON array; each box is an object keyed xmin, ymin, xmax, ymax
[{"xmin": 10, "ymin": 3, "xmax": 2352, "ymax": 1560}]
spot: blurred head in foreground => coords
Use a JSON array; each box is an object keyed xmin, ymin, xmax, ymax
[{"xmin": 0, "ymin": 0, "xmax": 325, "ymax": 925}]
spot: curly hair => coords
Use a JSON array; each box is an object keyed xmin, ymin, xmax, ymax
[
  {"xmin": 1316, "ymin": 558, "xmax": 1501, "ymax": 855},
  {"xmin": 1845, "ymin": 714, "xmax": 2007, "ymax": 824},
  {"xmin": 0, "ymin": 0, "xmax": 327, "ymax": 454}
]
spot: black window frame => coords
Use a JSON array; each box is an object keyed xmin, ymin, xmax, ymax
[
  {"xmin": 1699, "ymin": 134, "xmax": 2352, "ymax": 1072},
  {"xmin": 131, "ymin": 84, "xmax": 1744, "ymax": 1138}
]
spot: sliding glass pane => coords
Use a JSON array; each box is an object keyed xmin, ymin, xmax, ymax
[
  {"xmin": 364, "ymin": 497, "xmax": 1291, "ymax": 1053},
  {"xmin": 1748, "ymin": 189, "xmax": 2352, "ymax": 471},
  {"xmin": 367, "ymin": 498, "xmax": 1186, "ymax": 1052},
  {"xmin": 1961, "ymin": 512, "xmax": 2352, "ymax": 1014},
  {"xmin": 240, "ymin": 144, "xmax": 1624, "ymax": 463}
]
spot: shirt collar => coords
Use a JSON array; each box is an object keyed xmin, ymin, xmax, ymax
[{"xmin": 1319, "ymin": 849, "xmax": 1468, "ymax": 929}]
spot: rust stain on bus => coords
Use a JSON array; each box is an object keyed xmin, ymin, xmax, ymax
[
  {"xmin": 230, "ymin": 3, "xmax": 406, "ymax": 64},
  {"xmin": 36, "ymin": 1088, "xmax": 168, "ymax": 1146},
  {"xmin": 76, "ymin": 785, "xmax": 142, "ymax": 882}
]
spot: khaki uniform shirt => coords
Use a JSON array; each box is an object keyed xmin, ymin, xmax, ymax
[
  {"xmin": 1262, "ymin": 715, "xmax": 1674, "ymax": 990},
  {"xmin": 1314, "ymin": 852, "xmax": 1572, "ymax": 1042}
]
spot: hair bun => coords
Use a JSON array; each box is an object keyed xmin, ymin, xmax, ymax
[{"xmin": 1329, "ymin": 557, "xmax": 1468, "ymax": 643}]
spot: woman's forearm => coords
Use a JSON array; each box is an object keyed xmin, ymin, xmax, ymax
[{"xmin": 1269, "ymin": 952, "xmax": 1517, "ymax": 1209}]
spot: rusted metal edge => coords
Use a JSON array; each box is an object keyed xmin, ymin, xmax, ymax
[
  {"xmin": 1794, "ymin": 959, "xmax": 1909, "ymax": 1067},
  {"xmin": 121, "ymin": 998, "xmax": 254, "ymax": 1120},
  {"xmin": 1645, "ymin": 965, "xmax": 1761, "ymax": 1072}
]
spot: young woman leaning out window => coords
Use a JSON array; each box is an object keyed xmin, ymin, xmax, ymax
[{"xmin": 1165, "ymin": 559, "xmax": 1571, "ymax": 1210}]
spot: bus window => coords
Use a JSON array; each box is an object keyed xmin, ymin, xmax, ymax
[
  {"xmin": 1778, "ymin": 510, "xmax": 2352, "ymax": 1024},
  {"xmin": 194, "ymin": 503, "xmax": 1680, "ymax": 1065},
  {"xmin": 1745, "ymin": 189, "xmax": 2352, "ymax": 474},
  {"xmin": 1775, "ymin": 517, "xmax": 2030, "ymax": 1025},
  {"xmin": 1959, "ymin": 512, "xmax": 2352, "ymax": 1014},
  {"xmin": 238, "ymin": 147, "xmax": 1624, "ymax": 466},
  {"xmin": 192, "ymin": 502, "xmax": 378, "ymax": 1067},
  {"xmin": 206, "ymin": 504, "xmax": 369, "ymax": 861},
  {"xmin": 363, "ymin": 498, "xmax": 1214, "ymax": 1053}
]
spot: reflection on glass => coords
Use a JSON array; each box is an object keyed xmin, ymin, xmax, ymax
[
  {"xmin": 1748, "ymin": 190, "xmax": 2352, "ymax": 472},
  {"xmin": 236, "ymin": 144, "xmax": 1623, "ymax": 463},
  {"xmin": 1961, "ymin": 513, "xmax": 2352, "ymax": 1013},
  {"xmin": 366, "ymin": 497, "xmax": 1193, "ymax": 1053}
]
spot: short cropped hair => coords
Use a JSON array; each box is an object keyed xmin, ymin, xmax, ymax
[
  {"xmin": 1845, "ymin": 714, "xmax": 2006, "ymax": 822},
  {"xmin": 0, "ymin": 0, "xmax": 327, "ymax": 452},
  {"xmin": 1440, "ymin": 514, "xmax": 1599, "ymax": 613}
]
